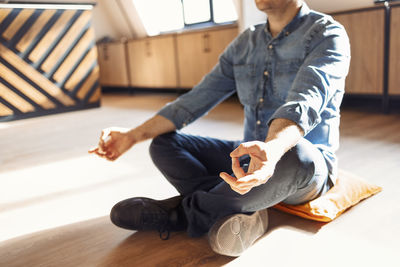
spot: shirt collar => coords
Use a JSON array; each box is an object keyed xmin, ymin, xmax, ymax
[{"xmin": 264, "ymin": 2, "xmax": 310, "ymax": 39}]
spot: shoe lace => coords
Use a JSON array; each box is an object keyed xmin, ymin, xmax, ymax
[
  {"xmin": 142, "ymin": 209, "xmax": 171, "ymax": 240},
  {"xmin": 158, "ymin": 224, "xmax": 170, "ymax": 240}
]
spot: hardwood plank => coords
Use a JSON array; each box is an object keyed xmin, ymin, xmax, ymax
[
  {"xmin": 2, "ymin": 9, "xmax": 35, "ymax": 41},
  {"xmin": 15, "ymin": 9, "xmax": 56, "ymax": 52},
  {"xmin": 0, "ymin": 9, "xmax": 12, "ymax": 24},
  {"xmin": 0, "ymin": 43, "xmax": 75, "ymax": 106},
  {"xmin": 0, "ymin": 217, "xmax": 232, "ymax": 267},
  {"xmin": 0, "ymin": 102, "xmax": 13, "ymax": 116},
  {"xmin": 76, "ymin": 66, "xmax": 99, "ymax": 100},
  {"xmin": 389, "ymin": 6, "xmax": 400, "ymax": 95},
  {"xmin": 53, "ymin": 27, "xmax": 94, "ymax": 82},
  {"xmin": 0, "ymin": 62, "xmax": 55, "ymax": 109},
  {"xmin": 0, "ymin": 82, "xmax": 35, "ymax": 113},
  {"xmin": 28, "ymin": 10, "xmax": 75, "ymax": 63},
  {"xmin": 64, "ymin": 46, "xmax": 97, "ymax": 91},
  {"xmin": 41, "ymin": 11, "xmax": 91, "ymax": 73}
]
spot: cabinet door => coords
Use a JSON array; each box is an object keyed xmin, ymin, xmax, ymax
[
  {"xmin": 334, "ymin": 9, "xmax": 384, "ymax": 95},
  {"xmin": 127, "ymin": 35, "xmax": 178, "ymax": 88},
  {"xmin": 389, "ymin": 6, "xmax": 400, "ymax": 95},
  {"xmin": 176, "ymin": 27, "xmax": 238, "ymax": 88},
  {"xmin": 97, "ymin": 42, "xmax": 129, "ymax": 87}
]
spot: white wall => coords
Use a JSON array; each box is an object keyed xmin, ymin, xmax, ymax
[
  {"xmin": 91, "ymin": 0, "xmax": 147, "ymax": 42},
  {"xmin": 91, "ymin": 1, "xmax": 120, "ymax": 41}
]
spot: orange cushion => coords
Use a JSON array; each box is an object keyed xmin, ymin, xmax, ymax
[{"xmin": 273, "ymin": 170, "xmax": 382, "ymax": 222}]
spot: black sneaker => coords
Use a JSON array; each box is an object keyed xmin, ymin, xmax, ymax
[{"xmin": 110, "ymin": 196, "xmax": 186, "ymax": 240}]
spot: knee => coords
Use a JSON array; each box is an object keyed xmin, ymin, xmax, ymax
[
  {"xmin": 279, "ymin": 139, "xmax": 319, "ymax": 187},
  {"xmin": 149, "ymin": 131, "xmax": 179, "ymax": 160}
]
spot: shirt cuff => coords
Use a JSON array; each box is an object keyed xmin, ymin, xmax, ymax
[
  {"xmin": 268, "ymin": 102, "xmax": 321, "ymax": 135},
  {"xmin": 156, "ymin": 102, "xmax": 195, "ymax": 130}
]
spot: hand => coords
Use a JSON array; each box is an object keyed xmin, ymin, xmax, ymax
[
  {"xmin": 219, "ymin": 141, "xmax": 278, "ymax": 195},
  {"xmin": 89, "ymin": 127, "xmax": 136, "ymax": 161}
]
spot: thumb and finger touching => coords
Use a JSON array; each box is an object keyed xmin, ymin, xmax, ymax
[{"xmin": 221, "ymin": 142, "xmax": 276, "ymax": 194}]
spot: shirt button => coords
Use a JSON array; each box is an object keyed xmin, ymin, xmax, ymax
[
  {"xmin": 268, "ymin": 44, "xmax": 273, "ymax": 49},
  {"xmin": 256, "ymin": 120, "xmax": 261, "ymax": 125},
  {"xmin": 285, "ymin": 31, "xmax": 290, "ymax": 36},
  {"xmin": 259, "ymin": 98, "xmax": 264, "ymax": 103},
  {"xmin": 263, "ymin": 71, "xmax": 269, "ymax": 77}
]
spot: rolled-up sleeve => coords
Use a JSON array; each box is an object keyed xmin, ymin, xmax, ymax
[
  {"xmin": 269, "ymin": 22, "xmax": 350, "ymax": 135},
  {"xmin": 157, "ymin": 36, "xmax": 241, "ymax": 129}
]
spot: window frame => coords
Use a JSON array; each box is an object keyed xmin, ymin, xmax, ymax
[{"xmin": 180, "ymin": 0, "xmax": 237, "ymax": 30}]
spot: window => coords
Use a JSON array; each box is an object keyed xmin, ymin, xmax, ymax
[
  {"xmin": 132, "ymin": 0, "xmax": 185, "ymax": 36},
  {"xmin": 132, "ymin": 0, "xmax": 238, "ymax": 36},
  {"xmin": 212, "ymin": 0, "xmax": 238, "ymax": 24},
  {"xmin": 182, "ymin": 0, "xmax": 211, "ymax": 24}
]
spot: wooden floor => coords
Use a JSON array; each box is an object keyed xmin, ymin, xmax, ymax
[{"xmin": 0, "ymin": 93, "xmax": 399, "ymax": 267}]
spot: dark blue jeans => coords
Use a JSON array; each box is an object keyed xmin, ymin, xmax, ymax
[{"xmin": 149, "ymin": 132, "xmax": 331, "ymax": 237}]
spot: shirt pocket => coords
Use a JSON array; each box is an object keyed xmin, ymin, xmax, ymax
[
  {"xmin": 233, "ymin": 64, "xmax": 258, "ymax": 106},
  {"xmin": 273, "ymin": 60, "xmax": 302, "ymax": 102}
]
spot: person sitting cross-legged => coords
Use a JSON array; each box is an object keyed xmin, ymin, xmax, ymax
[{"xmin": 90, "ymin": 0, "xmax": 350, "ymax": 256}]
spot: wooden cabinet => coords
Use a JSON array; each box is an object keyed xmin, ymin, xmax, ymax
[
  {"xmin": 334, "ymin": 9, "xmax": 385, "ymax": 95},
  {"xmin": 389, "ymin": 6, "xmax": 400, "ymax": 95},
  {"xmin": 97, "ymin": 42, "xmax": 129, "ymax": 87},
  {"xmin": 127, "ymin": 35, "xmax": 178, "ymax": 88},
  {"xmin": 176, "ymin": 27, "xmax": 238, "ymax": 88},
  {"xmin": 97, "ymin": 26, "xmax": 237, "ymax": 89}
]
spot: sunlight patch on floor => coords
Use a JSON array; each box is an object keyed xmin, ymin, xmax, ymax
[{"xmin": 0, "ymin": 143, "xmax": 178, "ymax": 242}]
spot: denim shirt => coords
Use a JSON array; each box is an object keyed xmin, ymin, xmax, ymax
[{"xmin": 158, "ymin": 4, "xmax": 350, "ymax": 184}]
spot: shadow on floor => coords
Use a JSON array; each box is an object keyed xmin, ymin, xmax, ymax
[
  {"xmin": 0, "ymin": 210, "xmax": 325, "ymax": 267},
  {"xmin": 267, "ymin": 208, "xmax": 325, "ymax": 234},
  {"xmin": 98, "ymin": 231, "xmax": 234, "ymax": 267}
]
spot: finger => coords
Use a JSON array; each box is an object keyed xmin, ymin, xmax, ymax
[
  {"xmin": 237, "ymin": 188, "xmax": 251, "ymax": 195},
  {"xmin": 230, "ymin": 142, "xmax": 261, "ymax": 157},
  {"xmin": 219, "ymin": 172, "xmax": 238, "ymax": 185},
  {"xmin": 234, "ymin": 179, "xmax": 258, "ymax": 191},
  {"xmin": 100, "ymin": 130, "xmax": 112, "ymax": 149},
  {"xmin": 220, "ymin": 172, "xmax": 252, "ymax": 190},
  {"xmin": 220, "ymin": 172, "xmax": 240, "ymax": 191},
  {"xmin": 220, "ymin": 172, "xmax": 249, "ymax": 194},
  {"xmin": 100, "ymin": 130, "xmax": 106, "ymax": 145},
  {"xmin": 237, "ymin": 171, "xmax": 271, "ymax": 185},
  {"xmin": 88, "ymin": 147, "xmax": 98, "ymax": 153},
  {"xmin": 232, "ymin": 143, "xmax": 269, "ymax": 162},
  {"xmin": 93, "ymin": 151, "xmax": 108, "ymax": 160},
  {"xmin": 237, "ymin": 175, "xmax": 259, "ymax": 187},
  {"xmin": 231, "ymin": 157, "xmax": 246, "ymax": 179},
  {"xmin": 106, "ymin": 156, "xmax": 117, "ymax": 161},
  {"xmin": 233, "ymin": 187, "xmax": 251, "ymax": 195},
  {"xmin": 104, "ymin": 133, "xmax": 112, "ymax": 144},
  {"xmin": 220, "ymin": 172, "xmax": 255, "ymax": 193},
  {"xmin": 234, "ymin": 183, "xmax": 255, "ymax": 191},
  {"xmin": 106, "ymin": 150, "xmax": 120, "ymax": 160},
  {"xmin": 230, "ymin": 144, "xmax": 250, "ymax": 158},
  {"xmin": 104, "ymin": 137, "xmax": 113, "ymax": 151}
]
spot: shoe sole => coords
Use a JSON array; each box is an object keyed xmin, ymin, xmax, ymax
[{"xmin": 208, "ymin": 209, "xmax": 269, "ymax": 257}]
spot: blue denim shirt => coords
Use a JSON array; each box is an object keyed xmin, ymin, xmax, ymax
[{"xmin": 158, "ymin": 4, "xmax": 350, "ymax": 184}]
